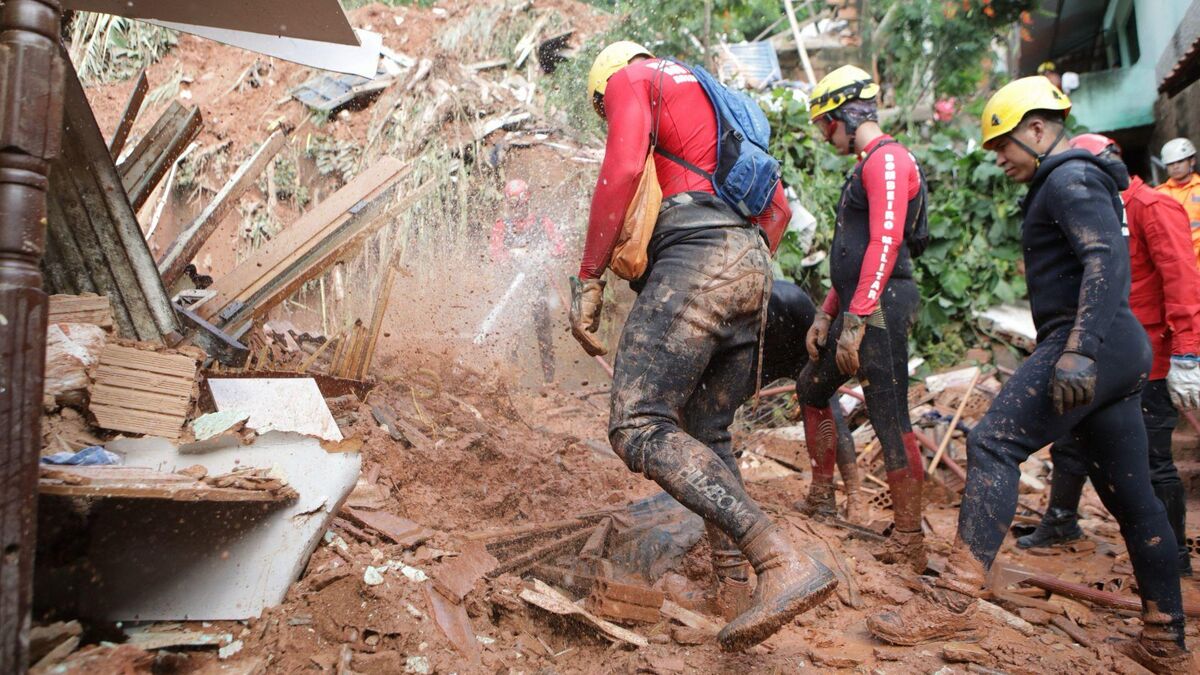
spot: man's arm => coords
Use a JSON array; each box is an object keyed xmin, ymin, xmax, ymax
[
  {"xmin": 820, "ymin": 288, "xmax": 840, "ymax": 316},
  {"xmin": 541, "ymin": 216, "xmax": 567, "ymax": 256},
  {"xmin": 847, "ymin": 147, "xmax": 914, "ymax": 316},
  {"xmin": 578, "ymin": 69, "xmax": 652, "ymax": 279},
  {"xmin": 1142, "ymin": 197, "xmax": 1200, "ymax": 355},
  {"xmin": 1052, "ymin": 166, "xmax": 1128, "ymax": 358}
]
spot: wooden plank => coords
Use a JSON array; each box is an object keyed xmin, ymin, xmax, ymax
[
  {"xmin": 117, "ymin": 101, "xmax": 203, "ymax": 212},
  {"xmin": 99, "ymin": 345, "xmax": 199, "ymax": 378},
  {"xmin": 356, "ymin": 266, "xmax": 396, "ymax": 380},
  {"xmin": 108, "ymin": 70, "xmax": 148, "ymax": 159},
  {"xmin": 91, "ymin": 368, "xmax": 195, "ymax": 398},
  {"xmin": 200, "ymin": 158, "xmax": 406, "ymax": 320},
  {"xmin": 88, "ymin": 405, "xmax": 189, "ymax": 438},
  {"xmin": 158, "ymin": 130, "xmax": 288, "ymax": 287},
  {"xmin": 89, "ymin": 384, "xmax": 191, "ymax": 411},
  {"xmin": 39, "ymin": 481, "xmax": 283, "ymax": 503},
  {"xmin": 48, "ymin": 294, "xmax": 114, "ymax": 329},
  {"xmin": 44, "ymin": 60, "xmax": 180, "ymax": 342}
]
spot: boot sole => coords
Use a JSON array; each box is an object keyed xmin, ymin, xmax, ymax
[{"xmin": 716, "ymin": 568, "xmax": 838, "ymax": 652}]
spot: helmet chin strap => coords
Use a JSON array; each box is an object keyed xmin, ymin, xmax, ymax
[{"xmin": 1011, "ymin": 125, "xmax": 1067, "ymax": 168}]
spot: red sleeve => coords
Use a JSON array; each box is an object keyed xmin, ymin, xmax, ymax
[
  {"xmin": 821, "ymin": 288, "xmax": 840, "ymax": 316},
  {"xmin": 490, "ymin": 219, "xmax": 507, "ymax": 262},
  {"xmin": 578, "ymin": 69, "xmax": 652, "ymax": 280},
  {"xmin": 752, "ymin": 180, "xmax": 791, "ymax": 253},
  {"xmin": 542, "ymin": 216, "xmax": 566, "ymax": 256},
  {"xmin": 1143, "ymin": 198, "xmax": 1200, "ymax": 355},
  {"xmin": 849, "ymin": 147, "xmax": 915, "ymax": 316}
]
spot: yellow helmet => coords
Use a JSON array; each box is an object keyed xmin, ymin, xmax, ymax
[
  {"xmin": 1036, "ymin": 60, "xmax": 1057, "ymax": 75},
  {"xmin": 588, "ymin": 41, "xmax": 652, "ymax": 116},
  {"xmin": 980, "ymin": 76, "xmax": 1071, "ymax": 149},
  {"xmin": 808, "ymin": 65, "xmax": 880, "ymax": 121}
]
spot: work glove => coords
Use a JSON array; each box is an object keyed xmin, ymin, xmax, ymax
[
  {"xmin": 835, "ymin": 313, "xmax": 867, "ymax": 376},
  {"xmin": 1051, "ymin": 352, "xmax": 1097, "ymax": 415},
  {"xmin": 1167, "ymin": 355, "xmax": 1200, "ymax": 410},
  {"xmin": 806, "ymin": 310, "xmax": 832, "ymax": 361},
  {"xmin": 569, "ymin": 276, "xmax": 607, "ymax": 356}
]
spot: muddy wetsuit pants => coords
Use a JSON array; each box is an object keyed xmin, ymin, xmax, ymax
[
  {"xmin": 1047, "ymin": 379, "xmax": 1189, "ymax": 570},
  {"xmin": 960, "ymin": 317, "xmax": 1185, "ymax": 639},
  {"xmin": 794, "ymin": 279, "xmax": 921, "ymax": 481},
  {"xmin": 609, "ymin": 213, "xmax": 773, "ymax": 542}
]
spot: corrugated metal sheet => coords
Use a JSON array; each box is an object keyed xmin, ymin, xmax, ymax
[{"xmin": 42, "ymin": 58, "xmax": 180, "ymax": 343}]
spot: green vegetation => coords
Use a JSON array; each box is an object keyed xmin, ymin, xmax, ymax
[{"xmin": 68, "ymin": 12, "xmax": 177, "ymax": 84}]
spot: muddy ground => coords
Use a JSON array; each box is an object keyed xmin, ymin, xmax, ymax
[{"xmin": 48, "ymin": 1, "xmax": 1200, "ymax": 672}]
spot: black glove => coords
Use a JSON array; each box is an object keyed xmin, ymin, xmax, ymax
[{"xmin": 1051, "ymin": 352, "xmax": 1097, "ymax": 415}]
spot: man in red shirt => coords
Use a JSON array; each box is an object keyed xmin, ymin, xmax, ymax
[
  {"xmin": 1017, "ymin": 135, "xmax": 1200, "ymax": 579},
  {"xmin": 570, "ymin": 41, "xmax": 835, "ymax": 652},
  {"xmin": 490, "ymin": 178, "xmax": 566, "ymax": 383},
  {"xmin": 796, "ymin": 65, "xmax": 928, "ymax": 573}
]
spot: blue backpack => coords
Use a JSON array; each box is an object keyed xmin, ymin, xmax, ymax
[{"xmin": 655, "ymin": 60, "xmax": 781, "ymax": 218}]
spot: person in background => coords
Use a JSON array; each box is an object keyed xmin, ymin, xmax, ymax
[
  {"xmin": 1037, "ymin": 60, "xmax": 1062, "ymax": 90},
  {"xmin": 490, "ymin": 178, "xmax": 566, "ymax": 383},
  {"xmin": 1156, "ymin": 138, "xmax": 1200, "ymax": 267}
]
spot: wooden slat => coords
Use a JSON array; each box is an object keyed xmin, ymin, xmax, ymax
[
  {"xmin": 117, "ymin": 101, "xmax": 203, "ymax": 212},
  {"xmin": 197, "ymin": 158, "xmax": 406, "ymax": 323},
  {"xmin": 48, "ymin": 294, "xmax": 114, "ymax": 330},
  {"xmin": 99, "ymin": 344, "xmax": 199, "ymax": 377},
  {"xmin": 91, "ymin": 368, "xmax": 195, "ymax": 398},
  {"xmin": 88, "ymin": 404, "xmax": 187, "ymax": 438},
  {"xmin": 108, "ymin": 70, "xmax": 148, "ymax": 159},
  {"xmin": 158, "ymin": 130, "xmax": 289, "ymax": 287},
  {"xmin": 88, "ymin": 384, "xmax": 191, "ymax": 413},
  {"xmin": 44, "ymin": 58, "xmax": 180, "ymax": 342},
  {"xmin": 356, "ymin": 267, "xmax": 396, "ymax": 380}
]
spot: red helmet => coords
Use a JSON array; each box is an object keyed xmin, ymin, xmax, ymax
[
  {"xmin": 504, "ymin": 178, "xmax": 530, "ymax": 203},
  {"xmin": 1069, "ymin": 133, "xmax": 1122, "ymax": 157}
]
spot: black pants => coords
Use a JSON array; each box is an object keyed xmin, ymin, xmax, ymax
[
  {"xmin": 1048, "ymin": 379, "xmax": 1189, "ymax": 568},
  {"xmin": 609, "ymin": 224, "xmax": 773, "ymax": 541},
  {"xmin": 794, "ymin": 279, "xmax": 920, "ymax": 475},
  {"xmin": 960, "ymin": 316, "xmax": 1185, "ymax": 642}
]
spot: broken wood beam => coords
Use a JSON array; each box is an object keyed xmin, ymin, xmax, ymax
[
  {"xmin": 1001, "ymin": 567, "xmax": 1200, "ymax": 618},
  {"xmin": 488, "ymin": 525, "xmax": 599, "ymax": 578},
  {"xmin": 520, "ymin": 578, "xmax": 649, "ymax": 647},
  {"xmin": 158, "ymin": 129, "xmax": 289, "ymax": 287},
  {"xmin": 38, "ymin": 466, "xmax": 293, "ymax": 503},
  {"xmin": 198, "ymin": 158, "xmax": 419, "ymax": 330},
  {"xmin": 585, "ymin": 593, "xmax": 661, "ymax": 624},
  {"xmin": 355, "ymin": 266, "xmax": 397, "ymax": 380},
  {"xmin": 117, "ymin": 100, "xmax": 203, "ymax": 212},
  {"xmin": 109, "ymin": 70, "xmax": 148, "ymax": 159}
]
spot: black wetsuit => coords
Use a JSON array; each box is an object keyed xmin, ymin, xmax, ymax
[{"xmin": 958, "ymin": 149, "xmax": 1185, "ymax": 647}]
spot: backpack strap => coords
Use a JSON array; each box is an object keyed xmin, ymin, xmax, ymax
[
  {"xmin": 647, "ymin": 59, "xmax": 716, "ymax": 182},
  {"xmin": 655, "ymin": 147, "xmax": 713, "ymax": 181}
]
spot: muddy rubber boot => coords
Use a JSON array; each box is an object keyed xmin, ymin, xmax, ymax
[
  {"xmin": 794, "ymin": 480, "xmax": 836, "ymax": 519},
  {"xmin": 796, "ymin": 405, "xmax": 837, "ymax": 519},
  {"xmin": 875, "ymin": 471, "xmax": 927, "ymax": 573},
  {"xmin": 717, "ymin": 522, "xmax": 839, "ymax": 652},
  {"xmin": 706, "ymin": 523, "xmax": 753, "ymax": 621},
  {"xmin": 1015, "ymin": 506, "xmax": 1084, "ymax": 549},
  {"xmin": 1115, "ymin": 611, "xmax": 1194, "ymax": 674},
  {"xmin": 867, "ymin": 544, "xmax": 985, "ymax": 645},
  {"xmin": 839, "ymin": 461, "xmax": 869, "ymax": 524}
]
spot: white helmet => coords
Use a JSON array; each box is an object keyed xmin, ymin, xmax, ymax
[{"xmin": 1162, "ymin": 138, "xmax": 1197, "ymax": 165}]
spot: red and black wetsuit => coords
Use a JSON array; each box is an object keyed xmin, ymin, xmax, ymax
[
  {"xmin": 490, "ymin": 213, "xmax": 565, "ymax": 263},
  {"xmin": 1044, "ymin": 172, "xmax": 1200, "ymax": 575},
  {"xmin": 795, "ymin": 135, "xmax": 924, "ymax": 535},
  {"xmin": 587, "ymin": 58, "xmax": 789, "ymax": 546},
  {"xmin": 490, "ymin": 212, "xmax": 565, "ymax": 381}
]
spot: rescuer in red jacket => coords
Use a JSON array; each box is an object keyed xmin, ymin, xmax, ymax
[
  {"xmin": 489, "ymin": 178, "xmax": 567, "ymax": 383},
  {"xmin": 570, "ymin": 41, "xmax": 834, "ymax": 652},
  {"xmin": 1018, "ymin": 134, "xmax": 1200, "ymax": 582}
]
